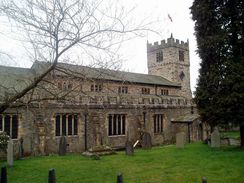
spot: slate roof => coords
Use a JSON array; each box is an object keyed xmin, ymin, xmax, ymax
[
  {"xmin": 34, "ymin": 61, "xmax": 181, "ymax": 87},
  {"xmin": 0, "ymin": 65, "xmax": 35, "ymax": 99}
]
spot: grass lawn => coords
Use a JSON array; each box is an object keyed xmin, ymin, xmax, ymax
[
  {"xmin": 221, "ymin": 131, "xmax": 240, "ymax": 139},
  {"xmin": 1, "ymin": 143, "xmax": 244, "ymax": 183}
]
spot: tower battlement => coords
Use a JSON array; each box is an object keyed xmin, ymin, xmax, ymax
[{"xmin": 147, "ymin": 35, "xmax": 189, "ymax": 52}]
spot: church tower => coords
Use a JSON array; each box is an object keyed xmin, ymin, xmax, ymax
[{"xmin": 147, "ymin": 34, "xmax": 192, "ymax": 99}]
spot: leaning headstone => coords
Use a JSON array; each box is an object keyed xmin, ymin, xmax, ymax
[
  {"xmin": 141, "ymin": 132, "xmax": 152, "ymax": 149},
  {"xmin": 211, "ymin": 128, "xmax": 220, "ymax": 148},
  {"xmin": 7, "ymin": 139, "xmax": 14, "ymax": 166},
  {"xmin": 58, "ymin": 136, "xmax": 67, "ymax": 156},
  {"xmin": 125, "ymin": 141, "xmax": 134, "ymax": 155},
  {"xmin": 176, "ymin": 132, "xmax": 185, "ymax": 149}
]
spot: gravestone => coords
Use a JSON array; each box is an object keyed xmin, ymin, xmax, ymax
[
  {"xmin": 211, "ymin": 128, "xmax": 220, "ymax": 148},
  {"xmin": 23, "ymin": 136, "xmax": 31, "ymax": 154},
  {"xmin": 141, "ymin": 132, "xmax": 152, "ymax": 149},
  {"xmin": 125, "ymin": 141, "xmax": 134, "ymax": 155},
  {"xmin": 19, "ymin": 137, "xmax": 24, "ymax": 159},
  {"xmin": 58, "ymin": 136, "xmax": 67, "ymax": 156},
  {"xmin": 7, "ymin": 139, "xmax": 14, "ymax": 166},
  {"xmin": 176, "ymin": 132, "xmax": 185, "ymax": 149}
]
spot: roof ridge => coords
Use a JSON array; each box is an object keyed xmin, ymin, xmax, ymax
[{"xmin": 0, "ymin": 64, "xmax": 32, "ymax": 70}]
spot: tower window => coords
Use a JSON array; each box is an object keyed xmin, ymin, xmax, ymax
[
  {"xmin": 179, "ymin": 51, "xmax": 184, "ymax": 61},
  {"xmin": 180, "ymin": 71, "xmax": 185, "ymax": 80},
  {"xmin": 156, "ymin": 51, "xmax": 163, "ymax": 62}
]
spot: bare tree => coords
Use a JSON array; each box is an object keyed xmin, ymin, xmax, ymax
[{"xmin": 0, "ymin": 0, "xmax": 151, "ymax": 113}]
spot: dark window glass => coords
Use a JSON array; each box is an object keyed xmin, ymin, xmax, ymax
[
  {"xmin": 122, "ymin": 115, "xmax": 125, "ymax": 135},
  {"xmin": 12, "ymin": 115, "xmax": 18, "ymax": 139},
  {"xmin": 99, "ymin": 85, "xmax": 102, "ymax": 92},
  {"xmin": 4, "ymin": 115, "xmax": 10, "ymax": 136},
  {"xmin": 0, "ymin": 115, "xmax": 2, "ymax": 131},
  {"xmin": 62, "ymin": 115, "xmax": 66, "ymax": 136},
  {"xmin": 113, "ymin": 115, "xmax": 117, "ymax": 135},
  {"xmin": 154, "ymin": 116, "xmax": 157, "ymax": 133},
  {"xmin": 160, "ymin": 115, "xmax": 163, "ymax": 132},
  {"xmin": 56, "ymin": 115, "xmax": 60, "ymax": 136},
  {"xmin": 74, "ymin": 115, "xmax": 78, "ymax": 135},
  {"xmin": 68, "ymin": 115, "xmax": 72, "ymax": 135},
  {"xmin": 108, "ymin": 115, "xmax": 112, "ymax": 136},
  {"xmin": 118, "ymin": 115, "xmax": 121, "ymax": 135},
  {"xmin": 157, "ymin": 115, "xmax": 160, "ymax": 132}
]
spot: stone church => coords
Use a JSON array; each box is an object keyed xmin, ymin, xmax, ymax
[{"xmin": 0, "ymin": 35, "xmax": 203, "ymax": 156}]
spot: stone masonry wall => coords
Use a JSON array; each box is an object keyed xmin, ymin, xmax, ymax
[{"xmin": 4, "ymin": 104, "xmax": 193, "ymax": 156}]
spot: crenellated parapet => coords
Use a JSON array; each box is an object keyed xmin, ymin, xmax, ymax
[{"xmin": 147, "ymin": 35, "xmax": 189, "ymax": 52}]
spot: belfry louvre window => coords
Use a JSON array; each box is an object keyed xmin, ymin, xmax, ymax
[
  {"xmin": 179, "ymin": 50, "xmax": 184, "ymax": 61},
  {"xmin": 108, "ymin": 114, "xmax": 126, "ymax": 136},
  {"xmin": 0, "ymin": 114, "xmax": 18, "ymax": 139},
  {"xmin": 55, "ymin": 114, "xmax": 78, "ymax": 136},
  {"xmin": 156, "ymin": 51, "xmax": 163, "ymax": 62},
  {"xmin": 153, "ymin": 114, "xmax": 163, "ymax": 133}
]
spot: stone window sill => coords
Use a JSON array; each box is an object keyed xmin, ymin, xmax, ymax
[{"xmin": 108, "ymin": 135, "xmax": 126, "ymax": 138}]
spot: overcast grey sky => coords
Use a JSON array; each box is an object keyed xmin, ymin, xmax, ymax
[{"xmin": 0, "ymin": 0, "xmax": 200, "ymax": 93}]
